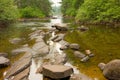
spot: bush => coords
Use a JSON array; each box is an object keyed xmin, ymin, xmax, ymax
[
  {"xmin": 0, "ymin": 0, "xmax": 19, "ymax": 22},
  {"xmin": 20, "ymin": 6, "xmax": 45, "ymax": 18}
]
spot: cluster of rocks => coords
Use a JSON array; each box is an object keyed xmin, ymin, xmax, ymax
[
  {"xmin": 4, "ymin": 53, "xmax": 32, "ymax": 80},
  {"xmin": 98, "ymin": 59, "xmax": 120, "ymax": 80}
]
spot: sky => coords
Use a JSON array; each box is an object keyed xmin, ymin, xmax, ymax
[{"xmin": 50, "ymin": 0, "xmax": 62, "ymax": 7}]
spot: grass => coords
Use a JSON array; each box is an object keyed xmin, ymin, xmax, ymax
[{"xmin": 65, "ymin": 25, "xmax": 120, "ymax": 80}]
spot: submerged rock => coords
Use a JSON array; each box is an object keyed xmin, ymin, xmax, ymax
[
  {"xmin": 102, "ymin": 59, "xmax": 120, "ymax": 80},
  {"xmin": 80, "ymin": 56, "xmax": 90, "ymax": 62},
  {"xmin": 0, "ymin": 56, "xmax": 10, "ymax": 67},
  {"xmin": 0, "ymin": 52, "xmax": 8, "ymax": 57},
  {"xmin": 74, "ymin": 51, "xmax": 86, "ymax": 59},
  {"xmin": 70, "ymin": 43, "xmax": 80, "ymax": 50},
  {"xmin": 98, "ymin": 63, "xmax": 106, "ymax": 71},
  {"xmin": 9, "ymin": 38, "xmax": 24, "ymax": 44},
  {"xmin": 5, "ymin": 53, "xmax": 32, "ymax": 79},
  {"xmin": 42, "ymin": 65, "xmax": 73, "ymax": 79}
]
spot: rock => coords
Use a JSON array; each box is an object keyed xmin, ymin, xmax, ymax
[
  {"xmin": 53, "ymin": 34, "xmax": 65, "ymax": 42},
  {"xmin": 0, "ymin": 52, "xmax": 8, "ymax": 57},
  {"xmin": 102, "ymin": 59, "xmax": 120, "ymax": 80},
  {"xmin": 59, "ymin": 40, "xmax": 70, "ymax": 47},
  {"xmin": 8, "ymin": 67, "xmax": 30, "ymax": 80},
  {"xmin": 53, "ymin": 53, "xmax": 67, "ymax": 65},
  {"xmin": 74, "ymin": 51, "xmax": 86, "ymax": 59},
  {"xmin": 70, "ymin": 43, "xmax": 80, "ymax": 50},
  {"xmin": 50, "ymin": 35, "xmax": 59, "ymax": 41},
  {"xmin": 9, "ymin": 38, "xmax": 23, "ymax": 44},
  {"xmin": 5, "ymin": 53, "xmax": 32, "ymax": 79},
  {"xmin": 77, "ymin": 26, "xmax": 89, "ymax": 32},
  {"xmin": 59, "ymin": 40, "xmax": 70, "ymax": 50},
  {"xmin": 85, "ymin": 50, "xmax": 91, "ymax": 55},
  {"xmin": 80, "ymin": 56, "xmax": 89, "ymax": 62},
  {"xmin": 60, "ymin": 46, "xmax": 68, "ymax": 50},
  {"xmin": 88, "ymin": 53, "xmax": 95, "ymax": 57},
  {"xmin": 42, "ymin": 65, "xmax": 73, "ymax": 79},
  {"xmin": 0, "ymin": 56, "xmax": 10, "ymax": 67},
  {"xmin": 70, "ymin": 74, "xmax": 82, "ymax": 80},
  {"xmin": 52, "ymin": 23, "xmax": 68, "ymax": 31},
  {"xmin": 98, "ymin": 63, "xmax": 106, "ymax": 71},
  {"xmin": 32, "ymin": 41, "xmax": 49, "ymax": 57}
]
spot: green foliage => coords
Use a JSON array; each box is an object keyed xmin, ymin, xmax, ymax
[
  {"xmin": 0, "ymin": 0, "xmax": 19, "ymax": 22},
  {"xmin": 62, "ymin": 0, "xmax": 84, "ymax": 16},
  {"xmin": 15, "ymin": 0, "xmax": 51, "ymax": 18},
  {"xmin": 20, "ymin": 6, "xmax": 45, "ymax": 18},
  {"xmin": 76, "ymin": 0, "xmax": 120, "ymax": 22}
]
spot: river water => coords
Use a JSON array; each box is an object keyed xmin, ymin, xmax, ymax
[{"xmin": 0, "ymin": 0, "xmax": 120, "ymax": 80}]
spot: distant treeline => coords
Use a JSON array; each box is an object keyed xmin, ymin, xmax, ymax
[
  {"xmin": 62, "ymin": 0, "xmax": 120, "ymax": 24},
  {"xmin": 0, "ymin": 0, "xmax": 51, "ymax": 26}
]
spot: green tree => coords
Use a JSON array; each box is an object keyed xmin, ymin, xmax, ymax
[
  {"xmin": 15, "ymin": 0, "xmax": 51, "ymax": 18},
  {"xmin": 0, "ymin": 0, "xmax": 19, "ymax": 25},
  {"xmin": 62, "ymin": 0, "xmax": 84, "ymax": 16},
  {"xmin": 76, "ymin": 0, "xmax": 120, "ymax": 23}
]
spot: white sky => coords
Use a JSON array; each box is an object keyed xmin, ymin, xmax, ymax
[
  {"xmin": 50, "ymin": 0, "xmax": 62, "ymax": 6},
  {"xmin": 50, "ymin": 0, "xmax": 62, "ymax": 4}
]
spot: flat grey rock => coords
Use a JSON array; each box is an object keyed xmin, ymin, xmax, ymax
[
  {"xmin": 42, "ymin": 65, "xmax": 73, "ymax": 79},
  {"xmin": 5, "ymin": 53, "xmax": 32, "ymax": 79},
  {"xmin": 0, "ymin": 56, "xmax": 10, "ymax": 67}
]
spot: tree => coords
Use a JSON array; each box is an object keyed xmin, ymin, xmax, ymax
[{"xmin": 0, "ymin": 0, "xmax": 19, "ymax": 25}]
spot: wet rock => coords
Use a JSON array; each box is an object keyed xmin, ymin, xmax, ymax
[
  {"xmin": 42, "ymin": 65, "xmax": 73, "ymax": 79},
  {"xmin": 53, "ymin": 53, "xmax": 67, "ymax": 65},
  {"xmin": 8, "ymin": 67, "xmax": 30, "ymax": 80},
  {"xmin": 74, "ymin": 51, "xmax": 86, "ymax": 59},
  {"xmin": 70, "ymin": 43, "xmax": 80, "ymax": 50},
  {"xmin": 98, "ymin": 63, "xmax": 106, "ymax": 71},
  {"xmin": 85, "ymin": 50, "xmax": 91, "ymax": 55},
  {"xmin": 59, "ymin": 40, "xmax": 70, "ymax": 47},
  {"xmin": 5, "ymin": 53, "xmax": 32, "ymax": 79},
  {"xmin": 32, "ymin": 40, "xmax": 49, "ymax": 57},
  {"xmin": 88, "ymin": 53, "xmax": 95, "ymax": 57},
  {"xmin": 70, "ymin": 74, "xmax": 82, "ymax": 80},
  {"xmin": 29, "ymin": 30, "xmax": 45, "ymax": 40},
  {"xmin": 0, "ymin": 52, "xmax": 8, "ymax": 57},
  {"xmin": 70, "ymin": 73, "xmax": 93, "ymax": 80},
  {"xmin": 0, "ymin": 56, "xmax": 10, "ymax": 67},
  {"xmin": 9, "ymin": 38, "xmax": 24, "ymax": 44},
  {"xmin": 52, "ymin": 23, "xmax": 68, "ymax": 31},
  {"xmin": 77, "ymin": 26, "xmax": 89, "ymax": 32},
  {"xmin": 53, "ymin": 34, "xmax": 65, "ymax": 42},
  {"xmin": 102, "ymin": 59, "xmax": 120, "ymax": 80},
  {"xmin": 60, "ymin": 45, "xmax": 68, "ymax": 50},
  {"xmin": 80, "ymin": 56, "xmax": 90, "ymax": 62},
  {"xmin": 50, "ymin": 35, "xmax": 59, "ymax": 41}
]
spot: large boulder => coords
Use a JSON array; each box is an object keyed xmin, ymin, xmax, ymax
[
  {"xmin": 5, "ymin": 53, "xmax": 32, "ymax": 79},
  {"xmin": 0, "ymin": 56, "xmax": 10, "ymax": 67},
  {"xmin": 42, "ymin": 65, "xmax": 73, "ymax": 79},
  {"xmin": 70, "ymin": 43, "xmax": 80, "ymax": 50},
  {"xmin": 102, "ymin": 59, "xmax": 120, "ymax": 80}
]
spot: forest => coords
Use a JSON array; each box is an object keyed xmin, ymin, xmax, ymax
[
  {"xmin": 0, "ymin": 0, "xmax": 51, "ymax": 26},
  {"xmin": 62, "ymin": 0, "xmax": 120, "ymax": 24}
]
